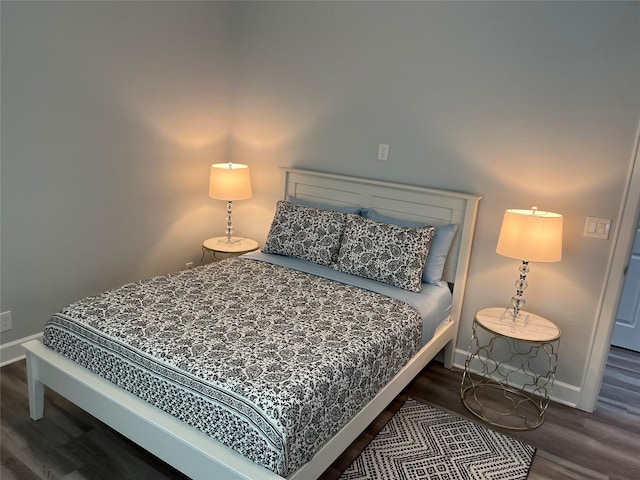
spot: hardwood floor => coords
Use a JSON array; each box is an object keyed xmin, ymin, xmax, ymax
[
  {"xmin": 2, "ymin": 347, "xmax": 639, "ymax": 479},
  {"xmin": 323, "ymin": 346, "xmax": 640, "ymax": 480}
]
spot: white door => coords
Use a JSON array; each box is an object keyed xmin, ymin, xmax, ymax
[{"xmin": 611, "ymin": 222, "xmax": 640, "ymax": 352}]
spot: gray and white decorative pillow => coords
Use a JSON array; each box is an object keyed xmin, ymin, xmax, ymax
[
  {"xmin": 263, "ymin": 201, "xmax": 347, "ymax": 266},
  {"xmin": 334, "ymin": 215, "xmax": 435, "ymax": 292},
  {"xmin": 360, "ymin": 208, "xmax": 458, "ymax": 285}
]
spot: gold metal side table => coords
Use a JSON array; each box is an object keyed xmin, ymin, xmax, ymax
[{"xmin": 461, "ymin": 307, "xmax": 561, "ymax": 430}]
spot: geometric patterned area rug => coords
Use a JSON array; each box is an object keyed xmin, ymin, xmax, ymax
[{"xmin": 339, "ymin": 397, "xmax": 536, "ymax": 480}]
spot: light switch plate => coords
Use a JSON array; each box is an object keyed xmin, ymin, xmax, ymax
[{"xmin": 584, "ymin": 216, "xmax": 611, "ymax": 239}]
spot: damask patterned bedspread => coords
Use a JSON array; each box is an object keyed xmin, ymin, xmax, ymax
[{"xmin": 43, "ymin": 256, "xmax": 422, "ymax": 476}]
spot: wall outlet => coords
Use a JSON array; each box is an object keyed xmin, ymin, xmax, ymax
[
  {"xmin": 0, "ymin": 311, "xmax": 12, "ymax": 333},
  {"xmin": 377, "ymin": 143, "xmax": 389, "ymax": 161}
]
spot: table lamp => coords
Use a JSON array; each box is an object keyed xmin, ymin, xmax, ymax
[
  {"xmin": 209, "ymin": 163, "xmax": 252, "ymax": 245},
  {"xmin": 496, "ymin": 207, "xmax": 563, "ymax": 324}
]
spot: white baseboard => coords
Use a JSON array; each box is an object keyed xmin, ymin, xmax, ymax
[
  {"xmin": 1, "ymin": 333, "xmax": 43, "ymax": 367},
  {"xmin": 453, "ymin": 347, "xmax": 582, "ymax": 410}
]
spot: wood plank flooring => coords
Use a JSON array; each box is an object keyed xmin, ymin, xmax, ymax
[{"xmin": 2, "ymin": 346, "xmax": 639, "ymax": 479}]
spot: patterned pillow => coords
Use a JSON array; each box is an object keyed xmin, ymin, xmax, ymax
[
  {"xmin": 334, "ymin": 215, "xmax": 435, "ymax": 292},
  {"xmin": 263, "ymin": 201, "xmax": 347, "ymax": 266},
  {"xmin": 360, "ymin": 208, "xmax": 458, "ymax": 284}
]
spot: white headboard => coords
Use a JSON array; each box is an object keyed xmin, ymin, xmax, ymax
[{"xmin": 283, "ymin": 168, "xmax": 482, "ymax": 282}]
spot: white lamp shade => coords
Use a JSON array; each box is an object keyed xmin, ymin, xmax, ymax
[
  {"xmin": 496, "ymin": 208, "xmax": 563, "ymax": 262},
  {"xmin": 209, "ymin": 163, "xmax": 252, "ymax": 201}
]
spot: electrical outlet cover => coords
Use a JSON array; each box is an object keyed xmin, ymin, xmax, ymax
[{"xmin": 0, "ymin": 311, "xmax": 12, "ymax": 332}]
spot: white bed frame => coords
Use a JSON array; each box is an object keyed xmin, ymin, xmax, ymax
[{"xmin": 23, "ymin": 168, "xmax": 481, "ymax": 480}]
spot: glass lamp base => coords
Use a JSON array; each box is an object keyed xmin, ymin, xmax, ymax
[
  {"xmin": 500, "ymin": 308, "xmax": 530, "ymax": 326},
  {"xmin": 217, "ymin": 236, "xmax": 243, "ymax": 246}
]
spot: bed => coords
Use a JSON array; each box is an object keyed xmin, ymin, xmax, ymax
[{"xmin": 22, "ymin": 168, "xmax": 481, "ymax": 480}]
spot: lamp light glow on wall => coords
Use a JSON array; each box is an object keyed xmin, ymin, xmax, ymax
[
  {"xmin": 496, "ymin": 207, "xmax": 563, "ymax": 324},
  {"xmin": 209, "ymin": 163, "xmax": 252, "ymax": 245}
]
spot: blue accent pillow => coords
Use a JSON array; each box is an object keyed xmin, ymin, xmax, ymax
[
  {"xmin": 361, "ymin": 208, "xmax": 424, "ymax": 227},
  {"xmin": 288, "ymin": 196, "xmax": 362, "ymax": 215},
  {"xmin": 361, "ymin": 209, "xmax": 458, "ymax": 284},
  {"xmin": 423, "ymin": 223, "xmax": 457, "ymax": 284}
]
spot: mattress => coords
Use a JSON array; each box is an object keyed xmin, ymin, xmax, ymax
[{"xmin": 42, "ymin": 255, "xmax": 450, "ymax": 476}]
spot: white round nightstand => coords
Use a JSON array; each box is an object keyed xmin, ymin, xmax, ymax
[
  {"xmin": 461, "ymin": 307, "xmax": 561, "ymax": 430},
  {"xmin": 201, "ymin": 237, "xmax": 259, "ymax": 264}
]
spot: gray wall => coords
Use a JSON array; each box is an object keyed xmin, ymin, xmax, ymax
[
  {"xmin": 2, "ymin": 1, "xmax": 234, "ymax": 340},
  {"xmin": 2, "ymin": 1, "xmax": 639, "ymax": 408}
]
